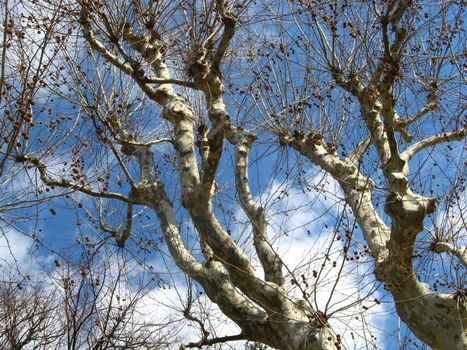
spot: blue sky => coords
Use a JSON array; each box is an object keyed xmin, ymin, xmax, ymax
[{"xmin": 1, "ymin": 1, "xmax": 465, "ymax": 349}]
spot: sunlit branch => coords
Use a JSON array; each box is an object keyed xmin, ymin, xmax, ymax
[
  {"xmin": 197, "ymin": 116, "xmax": 227, "ymax": 203},
  {"xmin": 230, "ymin": 128, "xmax": 284, "ymax": 286},
  {"xmin": 281, "ymin": 134, "xmax": 390, "ymax": 263},
  {"xmin": 81, "ymin": 7, "xmax": 160, "ymax": 102},
  {"xmin": 146, "ymin": 181, "xmax": 268, "ymax": 325},
  {"xmin": 80, "ymin": 8, "xmax": 134, "ymax": 77},
  {"xmin": 377, "ymin": 1, "xmax": 412, "ymax": 163},
  {"xmin": 394, "ymin": 101, "xmax": 437, "ymax": 142},
  {"xmin": 402, "ymin": 129, "xmax": 466, "ymax": 160},
  {"xmin": 396, "ymin": 101, "xmax": 437, "ymax": 129},
  {"xmin": 347, "ymin": 136, "xmax": 371, "ymax": 166},
  {"xmin": 432, "ymin": 242, "xmax": 467, "ymax": 268},
  {"xmin": 195, "ymin": 1, "xmax": 237, "ymax": 202},
  {"xmin": 143, "ymin": 77, "xmax": 195, "ymax": 88},
  {"xmin": 144, "ymin": 182, "xmax": 205, "ymax": 277}
]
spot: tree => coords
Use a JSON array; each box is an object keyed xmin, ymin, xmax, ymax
[
  {"xmin": 1, "ymin": 0, "xmax": 466, "ymax": 349},
  {"xmin": 0, "ymin": 245, "xmax": 177, "ymax": 349}
]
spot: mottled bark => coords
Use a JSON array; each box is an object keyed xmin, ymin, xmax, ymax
[
  {"xmin": 77, "ymin": 2, "xmax": 344, "ymax": 348},
  {"xmin": 284, "ymin": 2, "xmax": 467, "ymax": 347},
  {"xmin": 30, "ymin": 1, "xmax": 465, "ymax": 349}
]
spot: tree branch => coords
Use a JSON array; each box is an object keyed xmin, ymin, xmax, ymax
[
  {"xmin": 197, "ymin": 115, "xmax": 227, "ymax": 203},
  {"xmin": 98, "ymin": 199, "xmax": 133, "ymax": 248},
  {"xmin": 180, "ymin": 333, "xmax": 245, "ymax": 349},
  {"xmin": 347, "ymin": 136, "xmax": 371, "ymax": 165},
  {"xmin": 402, "ymin": 129, "xmax": 466, "ymax": 160},
  {"xmin": 395, "ymin": 101, "xmax": 437, "ymax": 129},
  {"xmin": 282, "ymin": 134, "xmax": 390, "ymax": 265},
  {"xmin": 143, "ymin": 77, "xmax": 195, "ymax": 88},
  {"xmin": 230, "ymin": 128, "xmax": 284, "ymax": 286},
  {"xmin": 432, "ymin": 242, "xmax": 467, "ymax": 268},
  {"xmin": 80, "ymin": 9, "xmax": 134, "ymax": 77},
  {"xmin": 393, "ymin": 101, "xmax": 437, "ymax": 142},
  {"xmin": 17, "ymin": 156, "xmax": 133, "ymax": 204},
  {"xmin": 80, "ymin": 6, "xmax": 161, "ymax": 103},
  {"xmin": 212, "ymin": 0, "xmax": 236, "ymax": 72},
  {"xmin": 371, "ymin": 1, "xmax": 411, "ymax": 86},
  {"xmin": 141, "ymin": 181, "xmax": 205, "ymax": 278}
]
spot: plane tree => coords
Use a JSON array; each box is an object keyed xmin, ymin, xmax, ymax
[{"xmin": 3, "ymin": 0, "xmax": 466, "ymax": 349}]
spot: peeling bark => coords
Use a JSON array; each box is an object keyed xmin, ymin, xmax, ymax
[{"xmin": 72, "ymin": 1, "xmax": 467, "ymax": 349}]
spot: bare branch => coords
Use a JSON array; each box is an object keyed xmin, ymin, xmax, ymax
[
  {"xmin": 395, "ymin": 101, "xmax": 437, "ymax": 130},
  {"xmin": 432, "ymin": 242, "xmax": 467, "ymax": 268},
  {"xmin": 230, "ymin": 128, "xmax": 284, "ymax": 286},
  {"xmin": 143, "ymin": 182, "xmax": 206, "ymax": 278},
  {"xmin": 181, "ymin": 333, "xmax": 245, "ymax": 349},
  {"xmin": 402, "ymin": 129, "xmax": 466, "ymax": 160},
  {"xmin": 347, "ymin": 136, "xmax": 371, "ymax": 166},
  {"xmin": 144, "ymin": 77, "xmax": 195, "ymax": 88},
  {"xmin": 80, "ymin": 9, "xmax": 134, "ymax": 77},
  {"xmin": 282, "ymin": 134, "xmax": 390, "ymax": 264},
  {"xmin": 16, "ymin": 156, "xmax": 133, "ymax": 203},
  {"xmin": 393, "ymin": 101, "xmax": 437, "ymax": 142},
  {"xmin": 98, "ymin": 199, "xmax": 133, "ymax": 248},
  {"xmin": 212, "ymin": 0, "xmax": 237, "ymax": 72}
]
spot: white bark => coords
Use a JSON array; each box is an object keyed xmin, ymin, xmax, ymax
[
  {"xmin": 433, "ymin": 242, "xmax": 467, "ymax": 268},
  {"xmin": 284, "ymin": 3, "xmax": 467, "ymax": 347},
  {"xmin": 77, "ymin": 3, "xmax": 343, "ymax": 348},
  {"xmin": 54, "ymin": 1, "xmax": 467, "ymax": 349},
  {"xmin": 229, "ymin": 129, "xmax": 284, "ymax": 285}
]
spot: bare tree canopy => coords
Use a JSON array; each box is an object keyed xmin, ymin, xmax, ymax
[
  {"xmin": 1, "ymin": 0, "xmax": 466, "ymax": 349},
  {"xmin": 0, "ymin": 247, "xmax": 176, "ymax": 350}
]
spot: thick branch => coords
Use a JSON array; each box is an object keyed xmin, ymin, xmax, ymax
[
  {"xmin": 143, "ymin": 182, "xmax": 205, "ymax": 278},
  {"xmin": 111, "ymin": 127, "xmax": 268, "ymax": 334},
  {"xmin": 188, "ymin": 203, "xmax": 292, "ymax": 313},
  {"xmin": 402, "ymin": 129, "xmax": 466, "ymax": 160},
  {"xmin": 82, "ymin": 6, "xmax": 272, "ymax": 317},
  {"xmin": 391, "ymin": 277, "xmax": 466, "ymax": 349},
  {"xmin": 433, "ymin": 242, "xmax": 467, "ymax": 268},
  {"xmin": 282, "ymin": 135, "xmax": 390, "ymax": 264},
  {"xmin": 195, "ymin": 1, "xmax": 237, "ymax": 202},
  {"xmin": 143, "ymin": 77, "xmax": 195, "ymax": 88},
  {"xmin": 197, "ymin": 112, "xmax": 227, "ymax": 203},
  {"xmin": 212, "ymin": 0, "xmax": 236, "ymax": 72},
  {"xmin": 147, "ymin": 184, "xmax": 271, "ymax": 340},
  {"xmin": 118, "ymin": 24, "xmax": 201, "ymax": 205},
  {"xmin": 232, "ymin": 130, "xmax": 284, "ymax": 286}
]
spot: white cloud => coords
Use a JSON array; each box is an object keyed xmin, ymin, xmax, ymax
[
  {"xmin": 231, "ymin": 168, "xmax": 390, "ymax": 349},
  {"xmin": 0, "ymin": 225, "xmax": 33, "ymax": 266},
  {"xmin": 0, "ymin": 163, "xmax": 393, "ymax": 349}
]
